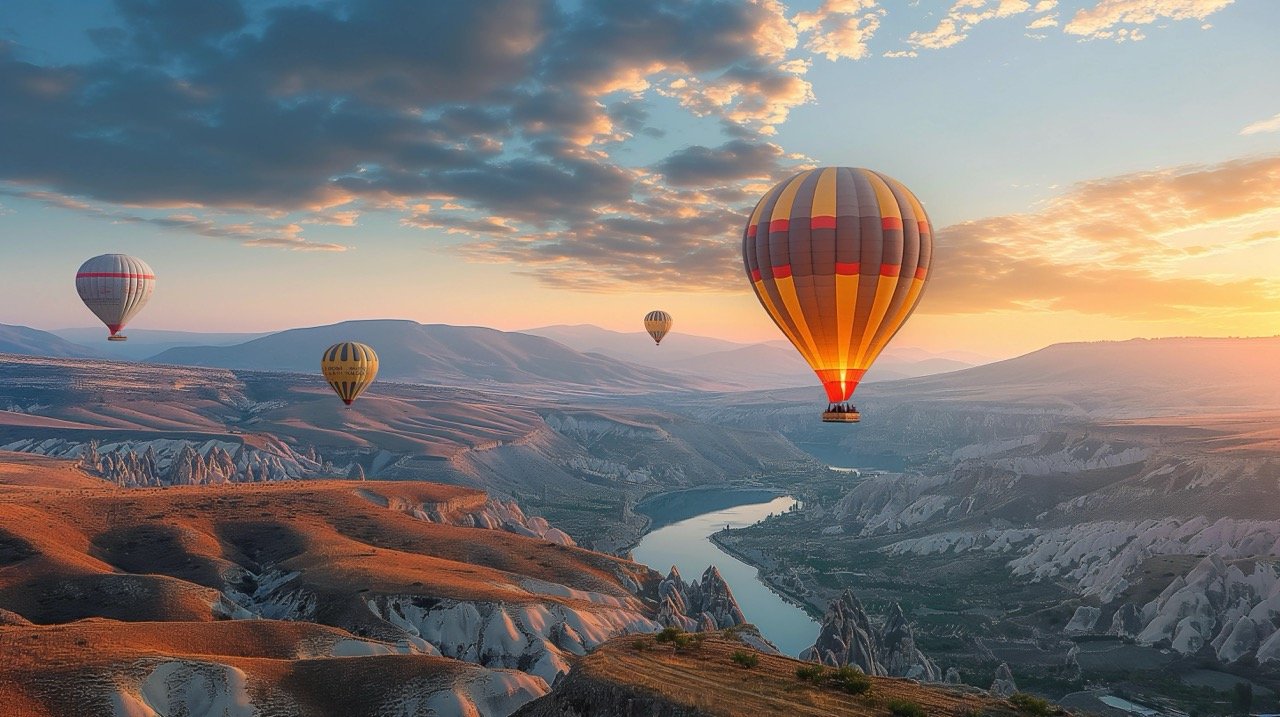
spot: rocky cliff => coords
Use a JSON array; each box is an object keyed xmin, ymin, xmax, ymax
[
  {"xmin": 799, "ymin": 590, "xmax": 940, "ymax": 681},
  {"xmin": 655, "ymin": 566, "xmax": 747, "ymax": 632}
]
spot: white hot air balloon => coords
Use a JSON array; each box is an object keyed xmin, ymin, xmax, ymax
[{"xmin": 75, "ymin": 254, "xmax": 155, "ymax": 341}]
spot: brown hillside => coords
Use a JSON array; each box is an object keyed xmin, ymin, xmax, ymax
[
  {"xmin": 515, "ymin": 633, "xmax": 1035, "ymax": 717},
  {"xmin": 0, "ymin": 477, "xmax": 651, "ymax": 631}
]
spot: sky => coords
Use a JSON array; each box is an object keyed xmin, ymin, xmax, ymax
[{"xmin": 0, "ymin": 0, "xmax": 1277, "ymax": 357}]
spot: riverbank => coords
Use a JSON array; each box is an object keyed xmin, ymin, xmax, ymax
[
  {"xmin": 630, "ymin": 491, "xmax": 820, "ymax": 655},
  {"xmin": 613, "ymin": 484, "xmax": 784, "ymax": 555},
  {"xmin": 709, "ymin": 529, "xmax": 828, "ymax": 617}
]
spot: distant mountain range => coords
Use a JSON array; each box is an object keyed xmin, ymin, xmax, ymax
[
  {"xmin": 148, "ymin": 319, "xmax": 718, "ymax": 395},
  {"xmin": 523, "ymin": 324, "xmax": 983, "ymax": 387},
  {"xmin": 50, "ymin": 327, "xmax": 268, "ymax": 360},
  {"xmin": 1, "ymin": 320, "xmax": 983, "ymax": 394},
  {"xmin": 0, "ymin": 324, "xmax": 97, "ymax": 359}
]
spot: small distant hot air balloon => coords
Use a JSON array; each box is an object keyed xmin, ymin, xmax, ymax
[
  {"xmin": 321, "ymin": 342, "xmax": 379, "ymax": 406},
  {"xmin": 644, "ymin": 310, "xmax": 673, "ymax": 346},
  {"xmin": 743, "ymin": 167, "xmax": 933, "ymax": 423},
  {"xmin": 75, "ymin": 254, "xmax": 155, "ymax": 341}
]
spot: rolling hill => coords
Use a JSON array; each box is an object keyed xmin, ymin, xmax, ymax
[
  {"xmin": 0, "ymin": 324, "xmax": 96, "ymax": 359},
  {"xmin": 0, "ymin": 353, "xmax": 816, "ymax": 550},
  {"xmin": 0, "ymin": 461, "xmax": 755, "ymax": 715},
  {"xmin": 51, "ymin": 327, "xmax": 269, "ymax": 360},
  {"xmin": 523, "ymin": 324, "xmax": 979, "ymax": 389},
  {"xmin": 151, "ymin": 320, "xmax": 720, "ymax": 395}
]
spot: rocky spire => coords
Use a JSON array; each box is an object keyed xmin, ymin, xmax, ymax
[
  {"xmin": 800, "ymin": 591, "xmax": 940, "ymax": 681},
  {"xmin": 989, "ymin": 662, "xmax": 1018, "ymax": 698},
  {"xmin": 656, "ymin": 566, "xmax": 746, "ymax": 632},
  {"xmin": 879, "ymin": 602, "xmax": 940, "ymax": 681},
  {"xmin": 799, "ymin": 589, "xmax": 881, "ymax": 674}
]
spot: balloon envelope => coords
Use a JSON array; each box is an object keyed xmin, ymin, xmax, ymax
[
  {"xmin": 321, "ymin": 342, "xmax": 379, "ymax": 406},
  {"xmin": 643, "ymin": 310, "xmax": 673, "ymax": 345},
  {"xmin": 75, "ymin": 254, "xmax": 155, "ymax": 341},
  {"xmin": 742, "ymin": 167, "xmax": 933, "ymax": 406}
]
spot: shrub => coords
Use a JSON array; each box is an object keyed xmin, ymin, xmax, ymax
[
  {"xmin": 731, "ymin": 650, "xmax": 760, "ymax": 668},
  {"xmin": 887, "ymin": 699, "xmax": 927, "ymax": 717},
  {"xmin": 795, "ymin": 664, "xmax": 826, "ymax": 682},
  {"xmin": 632, "ymin": 639, "xmax": 649, "ymax": 651},
  {"xmin": 1009, "ymin": 692, "xmax": 1054, "ymax": 716},
  {"xmin": 830, "ymin": 666, "xmax": 872, "ymax": 695},
  {"xmin": 655, "ymin": 627, "xmax": 684, "ymax": 644}
]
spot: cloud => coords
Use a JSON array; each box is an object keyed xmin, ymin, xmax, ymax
[
  {"xmin": 922, "ymin": 155, "xmax": 1280, "ymax": 319},
  {"xmin": 2, "ymin": 187, "xmax": 346, "ymax": 251},
  {"xmin": 1241, "ymin": 112, "xmax": 1280, "ymax": 136},
  {"xmin": 1064, "ymin": 0, "xmax": 1235, "ymax": 40},
  {"xmin": 655, "ymin": 139, "xmax": 791, "ymax": 186},
  {"xmin": 1026, "ymin": 14, "xmax": 1059, "ymax": 29},
  {"xmin": 794, "ymin": 0, "xmax": 885, "ymax": 61},
  {"xmin": 0, "ymin": 0, "xmax": 819, "ymax": 268},
  {"xmin": 906, "ymin": 0, "xmax": 1034, "ymax": 50}
]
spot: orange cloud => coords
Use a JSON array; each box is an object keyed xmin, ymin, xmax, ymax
[
  {"xmin": 1064, "ymin": 0, "xmax": 1235, "ymax": 40},
  {"xmin": 922, "ymin": 155, "xmax": 1280, "ymax": 318}
]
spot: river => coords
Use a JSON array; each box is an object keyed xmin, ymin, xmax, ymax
[{"xmin": 632, "ymin": 490, "xmax": 821, "ymax": 656}]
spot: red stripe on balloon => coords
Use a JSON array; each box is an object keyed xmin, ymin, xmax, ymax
[
  {"xmin": 915, "ymin": 267, "xmax": 928, "ymax": 280},
  {"xmin": 835, "ymin": 262, "xmax": 860, "ymax": 276},
  {"xmin": 809, "ymin": 215, "xmax": 836, "ymax": 229},
  {"xmin": 769, "ymin": 218, "xmax": 790, "ymax": 233},
  {"xmin": 750, "ymin": 268, "xmax": 762, "ymax": 281},
  {"xmin": 880, "ymin": 263, "xmax": 901, "ymax": 277},
  {"xmin": 881, "ymin": 217, "xmax": 903, "ymax": 231},
  {"xmin": 76, "ymin": 273, "xmax": 155, "ymax": 279},
  {"xmin": 772, "ymin": 265, "xmax": 792, "ymax": 279}
]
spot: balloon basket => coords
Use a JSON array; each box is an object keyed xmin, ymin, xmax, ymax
[
  {"xmin": 822, "ymin": 404, "xmax": 860, "ymax": 423},
  {"xmin": 107, "ymin": 335, "xmax": 127, "ymax": 342}
]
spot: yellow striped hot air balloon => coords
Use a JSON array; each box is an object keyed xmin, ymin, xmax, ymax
[
  {"xmin": 742, "ymin": 167, "xmax": 933, "ymax": 423},
  {"xmin": 643, "ymin": 310, "xmax": 673, "ymax": 345},
  {"xmin": 320, "ymin": 342, "xmax": 378, "ymax": 406}
]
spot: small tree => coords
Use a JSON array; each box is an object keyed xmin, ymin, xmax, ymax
[{"xmin": 731, "ymin": 650, "xmax": 759, "ymax": 668}]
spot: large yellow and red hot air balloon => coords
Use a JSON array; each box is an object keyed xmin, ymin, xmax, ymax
[
  {"xmin": 321, "ymin": 342, "xmax": 379, "ymax": 406},
  {"xmin": 75, "ymin": 254, "xmax": 155, "ymax": 341},
  {"xmin": 743, "ymin": 167, "xmax": 933, "ymax": 423},
  {"xmin": 643, "ymin": 310, "xmax": 673, "ymax": 345}
]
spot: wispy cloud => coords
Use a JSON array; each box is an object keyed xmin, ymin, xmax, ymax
[
  {"xmin": 923, "ymin": 155, "xmax": 1280, "ymax": 319},
  {"xmin": 1064, "ymin": 0, "xmax": 1235, "ymax": 40},
  {"xmin": 907, "ymin": 0, "xmax": 1035, "ymax": 51},
  {"xmin": 794, "ymin": 0, "xmax": 885, "ymax": 61},
  {"xmin": 1241, "ymin": 112, "xmax": 1280, "ymax": 136},
  {"xmin": 0, "ymin": 187, "xmax": 347, "ymax": 251}
]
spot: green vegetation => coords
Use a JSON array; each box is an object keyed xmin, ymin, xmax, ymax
[
  {"xmin": 795, "ymin": 664, "xmax": 825, "ymax": 682},
  {"xmin": 632, "ymin": 638, "xmax": 649, "ymax": 651},
  {"xmin": 730, "ymin": 650, "xmax": 759, "ymax": 668},
  {"xmin": 887, "ymin": 698, "xmax": 927, "ymax": 717},
  {"xmin": 830, "ymin": 665, "xmax": 872, "ymax": 695},
  {"xmin": 654, "ymin": 626, "xmax": 703, "ymax": 651},
  {"xmin": 791, "ymin": 663, "xmax": 871, "ymax": 695},
  {"xmin": 1008, "ymin": 692, "xmax": 1054, "ymax": 715}
]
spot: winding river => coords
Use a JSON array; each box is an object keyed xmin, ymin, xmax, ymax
[{"xmin": 632, "ymin": 489, "xmax": 820, "ymax": 656}]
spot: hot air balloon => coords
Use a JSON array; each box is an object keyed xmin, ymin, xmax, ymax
[
  {"xmin": 321, "ymin": 342, "xmax": 379, "ymax": 406},
  {"xmin": 743, "ymin": 167, "xmax": 932, "ymax": 423},
  {"xmin": 644, "ymin": 310, "xmax": 673, "ymax": 346},
  {"xmin": 75, "ymin": 254, "xmax": 155, "ymax": 341}
]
